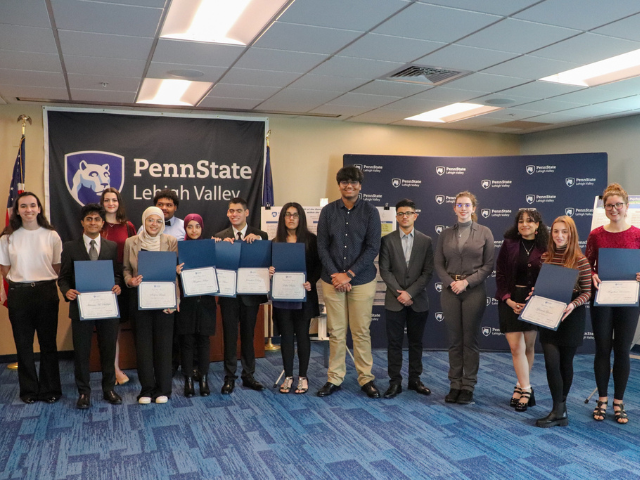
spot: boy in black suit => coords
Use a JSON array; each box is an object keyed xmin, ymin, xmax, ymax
[{"xmin": 58, "ymin": 203, "xmax": 123, "ymax": 409}]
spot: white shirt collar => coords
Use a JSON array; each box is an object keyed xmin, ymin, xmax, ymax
[
  {"xmin": 232, "ymin": 224, "xmax": 248, "ymax": 238},
  {"xmin": 400, "ymin": 228, "xmax": 414, "ymax": 239},
  {"xmin": 83, "ymin": 233, "xmax": 101, "ymax": 253}
]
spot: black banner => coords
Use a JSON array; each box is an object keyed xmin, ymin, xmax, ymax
[{"xmin": 47, "ymin": 110, "xmax": 265, "ymax": 242}]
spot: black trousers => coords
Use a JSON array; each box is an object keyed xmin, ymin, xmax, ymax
[
  {"xmin": 591, "ymin": 304, "xmax": 640, "ymax": 400},
  {"xmin": 130, "ymin": 294, "xmax": 174, "ymax": 398},
  {"xmin": 71, "ymin": 317, "xmax": 119, "ymax": 394},
  {"xmin": 273, "ymin": 307, "xmax": 311, "ymax": 378},
  {"xmin": 219, "ymin": 298, "xmax": 258, "ymax": 378},
  {"xmin": 180, "ymin": 334, "xmax": 210, "ymax": 377},
  {"xmin": 385, "ymin": 307, "xmax": 428, "ymax": 385},
  {"xmin": 7, "ymin": 281, "xmax": 61, "ymax": 400},
  {"xmin": 542, "ymin": 343, "xmax": 578, "ymax": 404}
]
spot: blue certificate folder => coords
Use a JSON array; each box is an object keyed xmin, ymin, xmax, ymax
[
  {"xmin": 214, "ymin": 241, "xmax": 241, "ymax": 298},
  {"xmin": 178, "ymin": 239, "xmax": 216, "ymax": 269},
  {"xmin": 138, "ymin": 251, "xmax": 177, "ymax": 309},
  {"xmin": 594, "ymin": 248, "xmax": 640, "ymax": 307},
  {"xmin": 271, "ymin": 243, "xmax": 306, "ymax": 302},
  {"xmin": 74, "ymin": 260, "xmax": 120, "ymax": 320},
  {"xmin": 239, "ymin": 240, "xmax": 272, "ymax": 268}
]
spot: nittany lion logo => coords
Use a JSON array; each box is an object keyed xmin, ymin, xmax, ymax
[
  {"xmin": 526, "ymin": 194, "xmax": 535, "ymax": 204},
  {"xmin": 435, "ymin": 282, "xmax": 443, "ymax": 293},
  {"xmin": 435, "ymin": 225, "xmax": 444, "ymax": 234},
  {"xmin": 392, "ymin": 178, "xmax": 401, "ymax": 188},
  {"xmin": 486, "ymin": 297, "xmax": 492, "ymax": 306},
  {"xmin": 565, "ymin": 207, "xmax": 575, "ymax": 217},
  {"xmin": 435, "ymin": 312, "xmax": 444, "ymax": 322},
  {"xmin": 436, "ymin": 166, "xmax": 445, "ymax": 176},
  {"xmin": 565, "ymin": 177, "xmax": 575, "ymax": 187},
  {"xmin": 272, "ymin": 211, "xmax": 278, "ymax": 217},
  {"xmin": 353, "ymin": 164, "xmax": 362, "ymax": 170},
  {"xmin": 482, "ymin": 327, "xmax": 491, "ymax": 337},
  {"xmin": 481, "ymin": 179, "xmax": 491, "ymax": 189},
  {"xmin": 435, "ymin": 195, "xmax": 445, "ymax": 204},
  {"xmin": 526, "ymin": 165, "xmax": 535, "ymax": 175},
  {"xmin": 65, "ymin": 151, "xmax": 124, "ymax": 206},
  {"xmin": 481, "ymin": 209, "xmax": 490, "ymax": 218}
]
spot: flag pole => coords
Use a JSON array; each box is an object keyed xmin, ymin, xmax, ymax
[{"xmin": 263, "ymin": 130, "xmax": 280, "ymax": 352}]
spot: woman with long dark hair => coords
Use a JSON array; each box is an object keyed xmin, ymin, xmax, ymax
[
  {"xmin": 495, "ymin": 209, "xmax": 548, "ymax": 411},
  {"xmin": 0, "ymin": 192, "xmax": 63, "ymax": 404},
  {"xmin": 270, "ymin": 203, "xmax": 321, "ymax": 394}
]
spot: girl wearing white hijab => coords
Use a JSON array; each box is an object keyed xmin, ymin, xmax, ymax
[{"xmin": 123, "ymin": 206, "xmax": 178, "ymax": 404}]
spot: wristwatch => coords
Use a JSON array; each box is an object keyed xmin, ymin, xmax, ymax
[{"xmin": 346, "ymin": 271, "xmax": 355, "ymax": 279}]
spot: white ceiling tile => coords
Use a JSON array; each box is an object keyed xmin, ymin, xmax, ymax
[
  {"xmin": 416, "ymin": 44, "xmax": 517, "ymax": 72},
  {"xmin": 0, "ymin": 50, "xmax": 62, "ymax": 72},
  {"xmin": 378, "ymin": 97, "xmax": 450, "ymax": 114},
  {"xmin": 446, "ymin": 73, "xmax": 527, "ymax": 93},
  {"xmin": 374, "ymin": 3, "xmax": 500, "ymax": 43},
  {"xmin": 346, "ymin": 110, "xmax": 408, "ymax": 124},
  {"xmin": 101, "ymin": 0, "xmax": 165, "ymax": 6},
  {"xmin": 458, "ymin": 19, "xmax": 579, "ymax": 54},
  {"xmin": 416, "ymin": 0, "xmax": 541, "ymax": 16},
  {"xmin": 0, "ymin": 24, "xmax": 58, "ymax": 54},
  {"xmin": 221, "ymin": 68, "xmax": 301, "ymax": 88},
  {"xmin": 412, "ymin": 86, "xmax": 485, "ymax": 103},
  {"xmin": 58, "ymin": 30, "xmax": 154, "ymax": 59},
  {"xmin": 552, "ymin": 80, "xmax": 640, "ymax": 104},
  {"xmin": 560, "ymin": 98, "xmax": 640, "ymax": 116},
  {"xmin": 258, "ymin": 88, "xmax": 343, "ymax": 112},
  {"xmin": 67, "ymin": 73, "xmax": 139, "ymax": 91},
  {"xmin": 339, "ymin": 34, "xmax": 444, "ymax": 63},
  {"xmin": 71, "ymin": 89, "xmax": 137, "ymax": 103},
  {"xmin": 310, "ymin": 56, "xmax": 404, "ymax": 79},
  {"xmin": 0, "ymin": 84, "xmax": 69, "ymax": 100},
  {"xmin": 482, "ymin": 55, "xmax": 579, "ymax": 80},
  {"xmin": 235, "ymin": 48, "xmax": 327, "ymax": 73},
  {"xmin": 593, "ymin": 13, "xmax": 640, "ymax": 42},
  {"xmin": 253, "ymin": 22, "xmax": 361, "ymax": 55},
  {"xmin": 0, "ymin": 68, "xmax": 66, "ymax": 88},
  {"xmin": 52, "ymin": 0, "xmax": 162, "ymax": 38},
  {"xmin": 499, "ymin": 81, "xmax": 584, "ymax": 98},
  {"xmin": 146, "ymin": 62, "xmax": 226, "ymax": 83},
  {"xmin": 153, "ymin": 40, "xmax": 244, "ymax": 68},
  {"xmin": 324, "ymin": 93, "xmax": 400, "ymax": 108},
  {"xmin": 521, "ymin": 112, "xmax": 585, "ymax": 123},
  {"xmin": 278, "ymin": 0, "xmax": 409, "ymax": 31},
  {"xmin": 289, "ymin": 74, "xmax": 369, "ymax": 92},
  {"xmin": 533, "ymin": 33, "xmax": 640, "ymax": 64},
  {"xmin": 515, "ymin": 98, "xmax": 585, "ymax": 113},
  {"xmin": 473, "ymin": 93, "xmax": 545, "ymax": 107},
  {"xmin": 0, "ymin": 1, "xmax": 51, "ymax": 28},
  {"xmin": 310, "ymin": 105, "xmax": 373, "ymax": 117},
  {"xmin": 208, "ymin": 84, "xmax": 281, "ymax": 100},
  {"xmin": 351, "ymin": 80, "xmax": 430, "ymax": 97},
  {"xmin": 64, "ymin": 55, "xmax": 145, "ymax": 77},
  {"xmin": 198, "ymin": 96, "xmax": 261, "ymax": 110},
  {"xmin": 514, "ymin": 0, "xmax": 640, "ymax": 30},
  {"xmin": 481, "ymin": 107, "xmax": 547, "ymax": 121}
]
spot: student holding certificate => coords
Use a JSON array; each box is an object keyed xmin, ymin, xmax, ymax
[
  {"xmin": 123, "ymin": 206, "xmax": 178, "ymax": 404},
  {"xmin": 58, "ymin": 204, "xmax": 123, "ymax": 409},
  {"xmin": 269, "ymin": 203, "xmax": 321, "ymax": 394},
  {"xmin": 536, "ymin": 216, "xmax": 591, "ymax": 428},
  {"xmin": 175, "ymin": 214, "xmax": 216, "ymax": 397},
  {"xmin": 586, "ymin": 183, "xmax": 640, "ymax": 424},
  {"xmin": 495, "ymin": 209, "xmax": 548, "ymax": 412}
]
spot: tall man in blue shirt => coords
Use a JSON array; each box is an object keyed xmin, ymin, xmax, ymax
[{"xmin": 316, "ymin": 166, "xmax": 382, "ymax": 398}]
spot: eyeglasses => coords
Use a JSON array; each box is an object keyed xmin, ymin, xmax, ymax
[
  {"xmin": 339, "ymin": 180, "xmax": 360, "ymax": 187},
  {"xmin": 604, "ymin": 202, "xmax": 625, "ymax": 210},
  {"xmin": 396, "ymin": 211, "xmax": 416, "ymax": 218},
  {"xmin": 284, "ymin": 213, "xmax": 299, "ymax": 218},
  {"xmin": 456, "ymin": 203, "xmax": 472, "ymax": 208}
]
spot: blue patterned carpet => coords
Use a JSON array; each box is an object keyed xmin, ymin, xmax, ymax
[{"xmin": 0, "ymin": 345, "xmax": 639, "ymax": 480}]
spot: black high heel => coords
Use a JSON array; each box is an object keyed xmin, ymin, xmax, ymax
[
  {"xmin": 184, "ymin": 376, "xmax": 195, "ymax": 398},
  {"xmin": 510, "ymin": 385, "xmax": 522, "ymax": 407},
  {"xmin": 200, "ymin": 374, "xmax": 210, "ymax": 397},
  {"xmin": 515, "ymin": 387, "xmax": 535, "ymax": 412}
]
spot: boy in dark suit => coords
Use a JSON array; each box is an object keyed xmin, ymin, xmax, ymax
[
  {"xmin": 379, "ymin": 199, "xmax": 434, "ymax": 399},
  {"xmin": 58, "ymin": 203, "xmax": 123, "ymax": 409},
  {"xmin": 215, "ymin": 197, "xmax": 268, "ymax": 394}
]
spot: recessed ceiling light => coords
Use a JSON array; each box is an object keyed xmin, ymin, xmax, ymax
[
  {"xmin": 167, "ymin": 69, "xmax": 205, "ymax": 79},
  {"xmin": 540, "ymin": 48, "xmax": 640, "ymax": 87},
  {"xmin": 405, "ymin": 103, "xmax": 503, "ymax": 123},
  {"xmin": 161, "ymin": 0, "xmax": 292, "ymax": 45},
  {"xmin": 136, "ymin": 78, "xmax": 213, "ymax": 106}
]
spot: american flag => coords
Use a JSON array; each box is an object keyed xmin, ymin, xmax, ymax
[{"xmin": 1, "ymin": 135, "xmax": 25, "ymax": 306}]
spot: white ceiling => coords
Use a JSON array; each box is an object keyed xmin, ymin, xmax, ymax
[{"xmin": 3, "ymin": 0, "xmax": 640, "ymax": 133}]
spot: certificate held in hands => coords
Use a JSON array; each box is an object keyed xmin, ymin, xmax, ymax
[
  {"xmin": 178, "ymin": 239, "xmax": 219, "ymax": 297},
  {"xmin": 519, "ymin": 263, "xmax": 579, "ymax": 331},
  {"xmin": 594, "ymin": 248, "xmax": 640, "ymax": 307},
  {"xmin": 215, "ymin": 241, "xmax": 241, "ymax": 297},
  {"xmin": 271, "ymin": 243, "xmax": 306, "ymax": 302},
  {"xmin": 237, "ymin": 240, "xmax": 272, "ymax": 295},
  {"xmin": 138, "ymin": 251, "xmax": 177, "ymax": 310},
  {"xmin": 75, "ymin": 260, "xmax": 120, "ymax": 321}
]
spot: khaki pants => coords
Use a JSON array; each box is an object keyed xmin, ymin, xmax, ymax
[{"xmin": 322, "ymin": 279, "xmax": 377, "ymax": 386}]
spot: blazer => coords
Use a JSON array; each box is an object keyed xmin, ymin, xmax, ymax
[
  {"xmin": 58, "ymin": 236, "xmax": 122, "ymax": 321},
  {"xmin": 214, "ymin": 225, "xmax": 269, "ymax": 307},
  {"xmin": 379, "ymin": 228, "xmax": 434, "ymax": 312},
  {"xmin": 434, "ymin": 222, "xmax": 495, "ymax": 289},
  {"xmin": 494, "ymin": 237, "xmax": 544, "ymax": 302}
]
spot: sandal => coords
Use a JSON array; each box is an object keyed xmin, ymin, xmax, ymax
[
  {"xmin": 593, "ymin": 400, "xmax": 607, "ymax": 421},
  {"xmin": 510, "ymin": 385, "xmax": 522, "ymax": 407},
  {"xmin": 613, "ymin": 401, "xmax": 628, "ymax": 424},
  {"xmin": 515, "ymin": 387, "xmax": 536, "ymax": 412},
  {"xmin": 279, "ymin": 376, "xmax": 293, "ymax": 394},
  {"xmin": 295, "ymin": 377, "xmax": 308, "ymax": 395}
]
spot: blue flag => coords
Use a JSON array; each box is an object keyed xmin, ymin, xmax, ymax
[{"xmin": 262, "ymin": 144, "xmax": 274, "ymax": 207}]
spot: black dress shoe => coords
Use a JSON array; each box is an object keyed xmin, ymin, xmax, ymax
[
  {"xmin": 361, "ymin": 381, "xmax": 381, "ymax": 398},
  {"xmin": 457, "ymin": 390, "xmax": 474, "ymax": 404},
  {"xmin": 76, "ymin": 393, "xmax": 91, "ymax": 409},
  {"xmin": 383, "ymin": 384, "xmax": 402, "ymax": 399},
  {"xmin": 21, "ymin": 396, "xmax": 37, "ymax": 404},
  {"xmin": 192, "ymin": 369, "xmax": 202, "ymax": 382},
  {"xmin": 184, "ymin": 377, "xmax": 195, "ymax": 398},
  {"xmin": 242, "ymin": 376, "xmax": 265, "ymax": 391},
  {"xmin": 221, "ymin": 377, "xmax": 235, "ymax": 394},
  {"xmin": 445, "ymin": 388, "xmax": 461, "ymax": 403},
  {"xmin": 317, "ymin": 382, "xmax": 341, "ymax": 397},
  {"xmin": 200, "ymin": 375, "xmax": 210, "ymax": 396},
  {"xmin": 103, "ymin": 390, "xmax": 122, "ymax": 405},
  {"xmin": 43, "ymin": 395, "xmax": 61, "ymax": 404},
  {"xmin": 408, "ymin": 380, "xmax": 431, "ymax": 396}
]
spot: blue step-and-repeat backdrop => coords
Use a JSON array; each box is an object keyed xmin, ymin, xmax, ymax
[{"xmin": 344, "ymin": 153, "xmax": 608, "ymax": 353}]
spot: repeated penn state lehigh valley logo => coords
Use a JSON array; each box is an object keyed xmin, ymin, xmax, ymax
[
  {"xmin": 481, "ymin": 209, "xmax": 490, "ymax": 218},
  {"xmin": 435, "ymin": 282, "xmax": 443, "ymax": 293},
  {"xmin": 436, "ymin": 166, "xmax": 445, "ymax": 176},
  {"xmin": 526, "ymin": 194, "xmax": 535, "ymax": 204},
  {"xmin": 565, "ymin": 207, "xmax": 575, "ymax": 217},
  {"xmin": 435, "ymin": 225, "xmax": 444, "ymax": 234},
  {"xmin": 566, "ymin": 177, "xmax": 575, "ymax": 187},
  {"xmin": 482, "ymin": 327, "xmax": 491, "ymax": 337},
  {"xmin": 526, "ymin": 165, "xmax": 535, "ymax": 175},
  {"xmin": 65, "ymin": 151, "xmax": 124, "ymax": 206},
  {"xmin": 481, "ymin": 179, "xmax": 491, "ymax": 189},
  {"xmin": 353, "ymin": 164, "xmax": 362, "ymax": 170},
  {"xmin": 392, "ymin": 178, "xmax": 401, "ymax": 188},
  {"xmin": 435, "ymin": 312, "xmax": 444, "ymax": 322},
  {"xmin": 435, "ymin": 195, "xmax": 445, "ymax": 204}
]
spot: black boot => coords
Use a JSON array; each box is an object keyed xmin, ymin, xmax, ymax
[
  {"xmin": 184, "ymin": 376, "xmax": 195, "ymax": 398},
  {"xmin": 200, "ymin": 374, "xmax": 210, "ymax": 396},
  {"xmin": 535, "ymin": 401, "xmax": 568, "ymax": 428}
]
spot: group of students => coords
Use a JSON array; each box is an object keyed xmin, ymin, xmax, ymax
[{"xmin": 0, "ymin": 171, "xmax": 638, "ymax": 430}]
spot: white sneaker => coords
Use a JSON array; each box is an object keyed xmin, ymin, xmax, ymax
[
  {"xmin": 155, "ymin": 395, "xmax": 169, "ymax": 404},
  {"xmin": 138, "ymin": 396, "xmax": 152, "ymax": 404}
]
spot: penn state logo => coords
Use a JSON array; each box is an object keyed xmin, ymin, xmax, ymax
[
  {"xmin": 272, "ymin": 211, "xmax": 278, "ymax": 217},
  {"xmin": 481, "ymin": 209, "xmax": 490, "ymax": 219},
  {"xmin": 435, "ymin": 282, "xmax": 443, "ymax": 293},
  {"xmin": 435, "ymin": 312, "xmax": 444, "ymax": 322},
  {"xmin": 435, "ymin": 225, "xmax": 444, "ymax": 234},
  {"xmin": 392, "ymin": 178, "xmax": 401, "ymax": 188},
  {"xmin": 353, "ymin": 164, "xmax": 362, "ymax": 170},
  {"xmin": 565, "ymin": 177, "xmax": 575, "ymax": 187},
  {"xmin": 482, "ymin": 327, "xmax": 491, "ymax": 337},
  {"xmin": 565, "ymin": 207, "xmax": 575, "ymax": 217},
  {"xmin": 526, "ymin": 194, "xmax": 535, "ymax": 205},
  {"xmin": 481, "ymin": 179, "xmax": 491, "ymax": 189},
  {"xmin": 358, "ymin": 193, "xmax": 363, "ymax": 200},
  {"xmin": 435, "ymin": 195, "xmax": 444, "ymax": 204},
  {"xmin": 436, "ymin": 166, "xmax": 445, "ymax": 176},
  {"xmin": 486, "ymin": 297, "xmax": 492, "ymax": 306},
  {"xmin": 65, "ymin": 151, "xmax": 124, "ymax": 206},
  {"xmin": 526, "ymin": 165, "xmax": 535, "ymax": 175}
]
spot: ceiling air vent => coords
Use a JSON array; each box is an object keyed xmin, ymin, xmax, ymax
[{"xmin": 385, "ymin": 65, "xmax": 470, "ymax": 86}]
